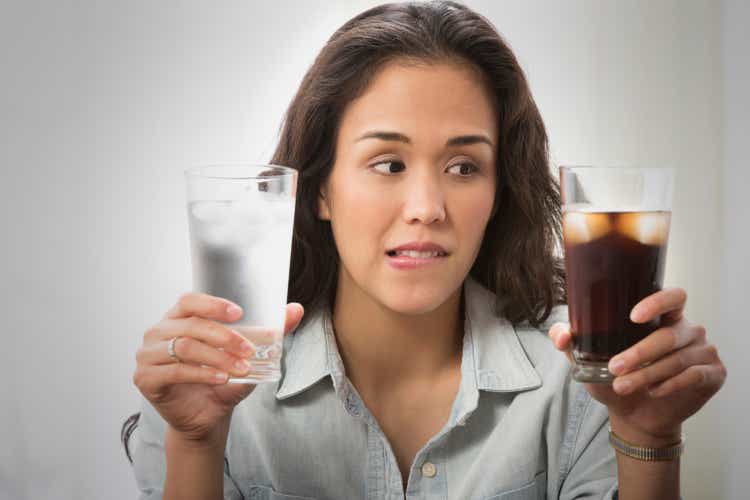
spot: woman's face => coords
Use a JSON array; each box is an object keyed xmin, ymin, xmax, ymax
[{"xmin": 319, "ymin": 59, "xmax": 498, "ymax": 315}]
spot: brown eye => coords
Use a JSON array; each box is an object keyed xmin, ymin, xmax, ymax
[
  {"xmin": 447, "ymin": 162, "xmax": 479, "ymax": 176},
  {"xmin": 372, "ymin": 160, "xmax": 406, "ymax": 174}
]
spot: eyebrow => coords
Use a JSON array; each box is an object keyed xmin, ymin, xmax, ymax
[{"xmin": 355, "ymin": 130, "xmax": 494, "ymax": 148}]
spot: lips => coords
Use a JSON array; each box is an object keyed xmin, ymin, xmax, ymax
[
  {"xmin": 386, "ymin": 241, "xmax": 449, "ymax": 257},
  {"xmin": 386, "ymin": 247, "xmax": 448, "ymax": 270}
]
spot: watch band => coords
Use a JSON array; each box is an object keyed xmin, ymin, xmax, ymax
[{"xmin": 608, "ymin": 426, "xmax": 684, "ymax": 461}]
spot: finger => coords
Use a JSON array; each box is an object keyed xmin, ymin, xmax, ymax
[
  {"xmin": 611, "ymin": 343, "xmax": 718, "ymax": 395},
  {"xmin": 630, "ymin": 287, "xmax": 687, "ymax": 324},
  {"xmin": 548, "ymin": 322, "xmax": 572, "ymax": 349},
  {"xmin": 134, "ymin": 364, "xmax": 229, "ymax": 395},
  {"xmin": 647, "ymin": 360, "xmax": 726, "ymax": 398},
  {"xmin": 548, "ymin": 322, "xmax": 574, "ymax": 364},
  {"xmin": 234, "ymin": 324, "xmax": 281, "ymax": 350},
  {"xmin": 164, "ymin": 292, "xmax": 244, "ymax": 323},
  {"xmin": 148, "ymin": 317, "xmax": 254, "ymax": 357},
  {"xmin": 229, "ymin": 305, "xmax": 304, "ymax": 355},
  {"xmin": 607, "ymin": 323, "xmax": 706, "ymax": 376},
  {"xmin": 284, "ymin": 303, "xmax": 305, "ymax": 334},
  {"xmin": 137, "ymin": 337, "xmax": 253, "ymax": 377}
]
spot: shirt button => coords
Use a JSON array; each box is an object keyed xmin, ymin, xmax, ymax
[{"xmin": 421, "ymin": 461, "xmax": 437, "ymax": 478}]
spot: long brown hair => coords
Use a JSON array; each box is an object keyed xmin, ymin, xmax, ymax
[{"xmin": 273, "ymin": 0, "xmax": 565, "ymax": 328}]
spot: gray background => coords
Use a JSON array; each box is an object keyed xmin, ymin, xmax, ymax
[{"xmin": 1, "ymin": 1, "xmax": 747, "ymax": 499}]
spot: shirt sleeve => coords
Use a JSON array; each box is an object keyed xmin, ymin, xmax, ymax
[
  {"xmin": 129, "ymin": 396, "xmax": 244, "ymax": 500},
  {"xmin": 557, "ymin": 387, "xmax": 619, "ymax": 500}
]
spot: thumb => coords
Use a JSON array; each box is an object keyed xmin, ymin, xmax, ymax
[
  {"xmin": 548, "ymin": 322, "xmax": 575, "ymax": 365},
  {"xmin": 284, "ymin": 303, "xmax": 305, "ymax": 335}
]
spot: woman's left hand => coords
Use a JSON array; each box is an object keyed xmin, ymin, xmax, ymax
[{"xmin": 549, "ymin": 288, "xmax": 727, "ymax": 443}]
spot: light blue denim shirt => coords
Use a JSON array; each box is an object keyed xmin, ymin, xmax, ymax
[{"xmin": 131, "ymin": 276, "xmax": 619, "ymax": 499}]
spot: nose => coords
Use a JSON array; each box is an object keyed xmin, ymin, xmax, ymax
[{"xmin": 401, "ymin": 169, "xmax": 447, "ymax": 225}]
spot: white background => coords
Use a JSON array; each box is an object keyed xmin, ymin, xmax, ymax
[{"xmin": 1, "ymin": 1, "xmax": 747, "ymax": 499}]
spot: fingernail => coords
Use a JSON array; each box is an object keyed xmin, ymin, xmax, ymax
[
  {"xmin": 240, "ymin": 341, "xmax": 254, "ymax": 353},
  {"xmin": 609, "ymin": 358, "xmax": 625, "ymax": 375},
  {"xmin": 613, "ymin": 378, "xmax": 632, "ymax": 394},
  {"xmin": 630, "ymin": 306, "xmax": 642, "ymax": 322},
  {"xmin": 215, "ymin": 372, "xmax": 228, "ymax": 381},
  {"xmin": 227, "ymin": 303, "xmax": 242, "ymax": 316}
]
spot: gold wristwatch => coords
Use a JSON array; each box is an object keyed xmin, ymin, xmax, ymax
[{"xmin": 608, "ymin": 426, "xmax": 684, "ymax": 461}]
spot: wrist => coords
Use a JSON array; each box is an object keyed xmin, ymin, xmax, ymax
[
  {"xmin": 163, "ymin": 417, "xmax": 230, "ymax": 500},
  {"xmin": 608, "ymin": 415, "xmax": 682, "ymax": 448},
  {"xmin": 166, "ymin": 415, "xmax": 232, "ymax": 452},
  {"xmin": 167, "ymin": 429, "xmax": 227, "ymax": 455}
]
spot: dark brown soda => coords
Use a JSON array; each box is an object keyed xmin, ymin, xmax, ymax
[{"xmin": 563, "ymin": 211, "xmax": 670, "ymax": 361}]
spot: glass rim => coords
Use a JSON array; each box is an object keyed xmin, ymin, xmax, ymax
[{"xmin": 184, "ymin": 163, "xmax": 297, "ymax": 180}]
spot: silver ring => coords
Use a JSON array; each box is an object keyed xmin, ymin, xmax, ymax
[{"xmin": 167, "ymin": 336, "xmax": 182, "ymax": 363}]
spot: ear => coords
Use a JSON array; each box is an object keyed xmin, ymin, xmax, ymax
[{"xmin": 317, "ymin": 188, "xmax": 331, "ymax": 221}]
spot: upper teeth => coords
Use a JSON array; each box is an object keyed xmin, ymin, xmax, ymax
[{"xmin": 393, "ymin": 250, "xmax": 444, "ymax": 258}]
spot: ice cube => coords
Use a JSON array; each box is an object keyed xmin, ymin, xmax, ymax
[
  {"xmin": 563, "ymin": 212, "xmax": 611, "ymax": 244},
  {"xmin": 191, "ymin": 201, "xmax": 230, "ymax": 222},
  {"xmin": 616, "ymin": 212, "xmax": 670, "ymax": 245},
  {"xmin": 229, "ymin": 198, "xmax": 266, "ymax": 224}
]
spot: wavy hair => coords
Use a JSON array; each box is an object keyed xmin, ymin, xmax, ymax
[{"xmin": 274, "ymin": 0, "xmax": 565, "ymax": 328}]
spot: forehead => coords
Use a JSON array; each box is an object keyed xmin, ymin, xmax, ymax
[{"xmin": 337, "ymin": 59, "xmax": 498, "ymax": 143}]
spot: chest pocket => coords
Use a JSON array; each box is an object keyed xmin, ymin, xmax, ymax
[
  {"xmin": 484, "ymin": 470, "xmax": 546, "ymax": 500},
  {"xmin": 247, "ymin": 484, "xmax": 316, "ymax": 500}
]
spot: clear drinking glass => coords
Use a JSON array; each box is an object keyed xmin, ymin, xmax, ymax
[
  {"xmin": 559, "ymin": 166, "xmax": 674, "ymax": 383},
  {"xmin": 184, "ymin": 164, "xmax": 297, "ymax": 383}
]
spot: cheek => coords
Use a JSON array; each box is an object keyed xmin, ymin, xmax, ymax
[
  {"xmin": 453, "ymin": 190, "xmax": 494, "ymax": 244},
  {"xmin": 329, "ymin": 183, "xmax": 391, "ymax": 252}
]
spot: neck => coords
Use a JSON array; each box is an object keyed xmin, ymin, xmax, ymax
[{"xmin": 331, "ymin": 276, "xmax": 465, "ymax": 395}]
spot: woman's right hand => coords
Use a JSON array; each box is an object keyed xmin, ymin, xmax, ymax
[{"xmin": 133, "ymin": 292, "xmax": 305, "ymax": 443}]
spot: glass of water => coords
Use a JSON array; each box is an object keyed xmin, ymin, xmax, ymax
[{"xmin": 184, "ymin": 164, "xmax": 297, "ymax": 383}]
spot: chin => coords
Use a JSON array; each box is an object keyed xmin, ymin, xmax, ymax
[{"xmin": 379, "ymin": 287, "xmax": 451, "ymax": 316}]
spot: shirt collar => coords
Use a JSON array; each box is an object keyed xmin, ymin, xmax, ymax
[
  {"xmin": 275, "ymin": 275, "xmax": 542, "ymax": 400},
  {"xmin": 275, "ymin": 309, "xmax": 335, "ymax": 400},
  {"xmin": 462, "ymin": 276, "xmax": 542, "ymax": 392}
]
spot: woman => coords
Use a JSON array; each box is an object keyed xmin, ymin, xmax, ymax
[{"xmin": 127, "ymin": 2, "xmax": 726, "ymax": 499}]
